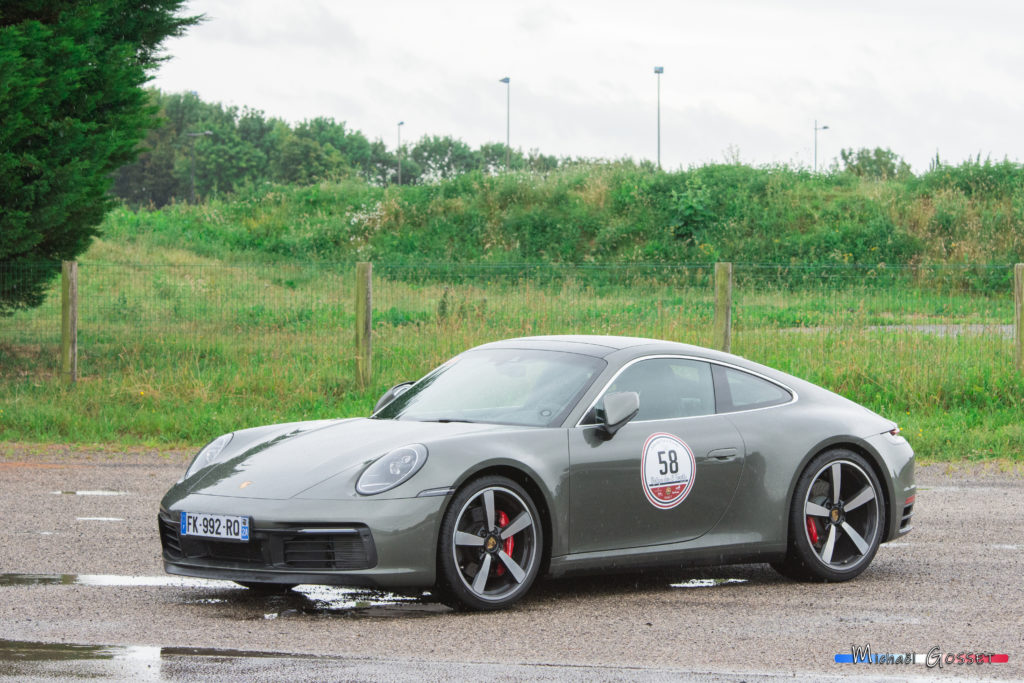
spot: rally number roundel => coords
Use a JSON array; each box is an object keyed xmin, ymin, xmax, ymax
[{"xmin": 640, "ymin": 433, "xmax": 696, "ymax": 509}]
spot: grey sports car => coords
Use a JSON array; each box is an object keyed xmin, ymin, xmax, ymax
[{"xmin": 159, "ymin": 335, "xmax": 915, "ymax": 610}]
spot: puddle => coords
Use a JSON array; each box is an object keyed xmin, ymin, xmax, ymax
[
  {"xmin": 0, "ymin": 573, "xmax": 237, "ymax": 588},
  {"xmin": 185, "ymin": 598, "xmax": 229, "ymax": 605},
  {"xmin": 0, "ymin": 639, "xmax": 691, "ymax": 680},
  {"xmin": 0, "ymin": 573, "xmax": 445, "ymax": 618},
  {"xmin": 0, "ymin": 638, "xmax": 161, "ymax": 663},
  {"xmin": 669, "ymin": 578, "xmax": 747, "ymax": 589},
  {"xmin": 0, "ymin": 639, "xmax": 326, "ymax": 679},
  {"xmin": 250, "ymin": 584, "xmax": 442, "ymax": 619},
  {"xmin": 50, "ymin": 490, "xmax": 127, "ymax": 496}
]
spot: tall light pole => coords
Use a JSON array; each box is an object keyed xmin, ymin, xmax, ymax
[
  {"xmin": 814, "ymin": 119, "xmax": 829, "ymax": 173},
  {"xmin": 654, "ymin": 67, "xmax": 664, "ymax": 169},
  {"xmin": 499, "ymin": 77, "xmax": 510, "ymax": 171},
  {"xmin": 397, "ymin": 121, "xmax": 404, "ymax": 185},
  {"xmin": 185, "ymin": 130, "xmax": 212, "ymax": 203}
]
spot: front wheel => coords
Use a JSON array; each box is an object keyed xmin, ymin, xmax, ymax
[
  {"xmin": 773, "ymin": 449, "xmax": 884, "ymax": 582},
  {"xmin": 437, "ymin": 475, "xmax": 543, "ymax": 611}
]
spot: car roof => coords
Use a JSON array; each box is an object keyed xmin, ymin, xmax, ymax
[
  {"xmin": 473, "ymin": 335, "xmax": 717, "ymax": 360},
  {"xmin": 465, "ymin": 335, "xmax": 878, "ymax": 420},
  {"xmin": 470, "ymin": 335, "xmax": 806, "ymax": 385}
]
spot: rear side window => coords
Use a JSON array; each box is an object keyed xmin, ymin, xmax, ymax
[{"xmin": 713, "ymin": 365, "xmax": 792, "ymax": 413}]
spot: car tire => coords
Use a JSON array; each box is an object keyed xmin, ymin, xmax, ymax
[
  {"xmin": 436, "ymin": 475, "xmax": 543, "ymax": 611},
  {"xmin": 235, "ymin": 581, "xmax": 297, "ymax": 593},
  {"xmin": 773, "ymin": 449, "xmax": 884, "ymax": 582}
]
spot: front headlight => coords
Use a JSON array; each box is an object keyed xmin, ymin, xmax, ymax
[
  {"xmin": 184, "ymin": 433, "xmax": 234, "ymax": 479},
  {"xmin": 356, "ymin": 444, "xmax": 428, "ymax": 495}
]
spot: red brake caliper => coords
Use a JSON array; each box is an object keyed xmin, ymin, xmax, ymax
[
  {"xmin": 806, "ymin": 516, "xmax": 820, "ymax": 545},
  {"xmin": 494, "ymin": 510, "xmax": 514, "ymax": 576}
]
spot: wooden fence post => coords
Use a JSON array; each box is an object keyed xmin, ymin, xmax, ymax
[
  {"xmin": 1015, "ymin": 263, "xmax": 1023, "ymax": 372},
  {"xmin": 714, "ymin": 261, "xmax": 733, "ymax": 353},
  {"xmin": 355, "ymin": 262, "xmax": 373, "ymax": 388},
  {"xmin": 61, "ymin": 261, "xmax": 78, "ymax": 385}
]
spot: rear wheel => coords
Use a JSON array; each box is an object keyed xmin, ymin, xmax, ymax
[
  {"xmin": 773, "ymin": 449, "xmax": 884, "ymax": 582},
  {"xmin": 436, "ymin": 475, "xmax": 542, "ymax": 611}
]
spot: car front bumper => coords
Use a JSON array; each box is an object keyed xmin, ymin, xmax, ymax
[{"xmin": 159, "ymin": 493, "xmax": 449, "ymax": 588}]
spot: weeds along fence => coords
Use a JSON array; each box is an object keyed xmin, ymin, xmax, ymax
[{"xmin": 1, "ymin": 261, "xmax": 1022, "ymax": 425}]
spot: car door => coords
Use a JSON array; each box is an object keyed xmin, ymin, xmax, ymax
[{"xmin": 567, "ymin": 357, "xmax": 746, "ymax": 554}]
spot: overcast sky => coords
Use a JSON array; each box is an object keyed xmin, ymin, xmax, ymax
[{"xmin": 151, "ymin": 0, "xmax": 1024, "ymax": 173}]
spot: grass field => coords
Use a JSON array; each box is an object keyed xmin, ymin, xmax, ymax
[{"xmin": 1, "ymin": 236, "xmax": 1022, "ymax": 462}]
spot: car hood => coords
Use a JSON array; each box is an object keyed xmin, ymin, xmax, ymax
[{"xmin": 182, "ymin": 418, "xmax": 519, "ymax": 500}]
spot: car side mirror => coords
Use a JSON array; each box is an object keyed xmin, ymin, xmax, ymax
[
  {"xmin": 373, "ymin": 381, "xmax": 415, "ymax": 414},
  {"xmin": 599, "ymin": 391, "xmax": 640, "ymax": 440}
]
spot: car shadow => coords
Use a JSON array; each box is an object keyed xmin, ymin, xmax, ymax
[{"xmin": 524, "ymin": 562, "xmax": 783, "ymax": 604}]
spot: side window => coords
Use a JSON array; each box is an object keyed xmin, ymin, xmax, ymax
[
  {"xmin": 713, "ymin": 365, "xmax": 792, "ymax": 413},
  {"xmin": 597, "ymin": 358, "xmax": 715, "ymax": 421}
]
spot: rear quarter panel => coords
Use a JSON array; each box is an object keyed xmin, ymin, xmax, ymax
[{"xmin": 716, "ymin": 400, "xmax": 894, "ymax": 548}]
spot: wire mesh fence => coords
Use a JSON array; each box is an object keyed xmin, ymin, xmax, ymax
[
  {"xmin": 372, "ymin": 263, "xmax": 717, "ymax": 382},
  {"xmin": 0, "ymin": 261, "xmax": 1019, "ymax": 403}
]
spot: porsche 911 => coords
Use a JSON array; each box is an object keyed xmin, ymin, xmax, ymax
[{"xmin": 159, "ymin": 335, "xmax": 915, "ymax": 610}]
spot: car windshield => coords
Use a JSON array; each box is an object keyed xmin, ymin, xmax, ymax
[{"xmin": 372, "ymin": 348, "xmax": 606, "ymax": 427}]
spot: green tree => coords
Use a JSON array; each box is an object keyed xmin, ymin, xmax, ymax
[
  {"xmin": 478, "ymin": 142, "xmax": 527, "ymax": 174},
  {"xmin": 270, "ymin": 129, "xmax": 349, "ymax": 185},
  {"xmin": 116, "ymin": 92, "xmax": 278, "ymax": 205},
  {"xmin": 840, "ymin": 147, "xmax": 912, "ymax": 180},
  {"xmin": 525, "ymin": 149, "xmax": 559, "ymax": 174},
  {"xmin": 111, "ymin": 91, "xmax": 186, "ymax": 207},
  {"xmin": 363, "ymin": 139, "xmax": 419, "ymax": 186},
  {"xmin": 411, "ymin": 135, "xmax": 481, "ymax": 181},
  {"xmin": 0, "ymin": 1, "xmax": 198, "ymax": 313},
  {"xmin": 294, "ymin": 117, "xmax": 373, "ymax": 179}
]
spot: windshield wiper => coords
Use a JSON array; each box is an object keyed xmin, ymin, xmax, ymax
[{"xmin": 422, "ymin": 418, "xmax": 478, "ymax": 423}]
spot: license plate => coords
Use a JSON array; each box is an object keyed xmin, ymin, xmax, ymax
[{"xmin": 180, "ymin": 512, "xmax": 250, "ymax": 542}]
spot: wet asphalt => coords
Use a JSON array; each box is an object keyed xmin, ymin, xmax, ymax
[{"xmin": 0, "ymin": 448, "xmax": 1021, "ymax": 681}]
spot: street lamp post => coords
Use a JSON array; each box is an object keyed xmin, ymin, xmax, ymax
[
  {"xmin": 654, "ymin": 67, "xmax": 664, "ymax": 169},
  {"xmin": 814, "ymin": 119, "xmax": 829, "ymax": 173},
  {"xmin": 185, "ymin": 130, "xmax": 212, "ymax": 203},
  {"xmin": 499, "ymin": 77, "xmax": 510, "ymax": 171},
  {"xmin": 397, "ymin": 121, "xmax": 404, "ymax": 185}
]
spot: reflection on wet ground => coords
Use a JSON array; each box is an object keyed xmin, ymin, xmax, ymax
[
  {"xmin": 0, "ymin": 638, "xmax": 161, "ymax": 663},
  {"xmin": 0, "ymin": 639, "xmax": 329, "ymax": 681},
  {"xmin": 0, "ymin": 569, "xmax": 758, "ymax": 622},
  {"xmin": 49, "ymin": 490, "xmax": 126, "ymax": 496},
  {"xmin": 0, "ymin": 573, "xmax": 446, "ymax": 619},
  {"xmin": 0, "ymin": 639, "xmax": 320, "ymax": 661},
  {"xmin": 0, "ymin": 574, "xmax": 236, "ymax": 588},
  {"xmin": 262, "ymin": 583, "xmax": 446, "ymax": 618},
  {"xmin": 0, "ymin": 639, "xmax": 725, "ymax": 682},
  {"xmin": 0, "ymin": 572, "xmax": 765, "ymax": 679},
  {"xmin": 669, "ymin": 578, "xmax": 747, "ymax": 589}
]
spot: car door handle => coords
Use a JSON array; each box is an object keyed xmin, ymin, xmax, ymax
[{"xmin": 708, "ymin": 447, "xmax": 739, "ymax": 461}]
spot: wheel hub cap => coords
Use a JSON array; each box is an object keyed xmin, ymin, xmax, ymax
[{"xmin": 484, "ymin": 535, "xmax": 499, "ymax": 553}]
